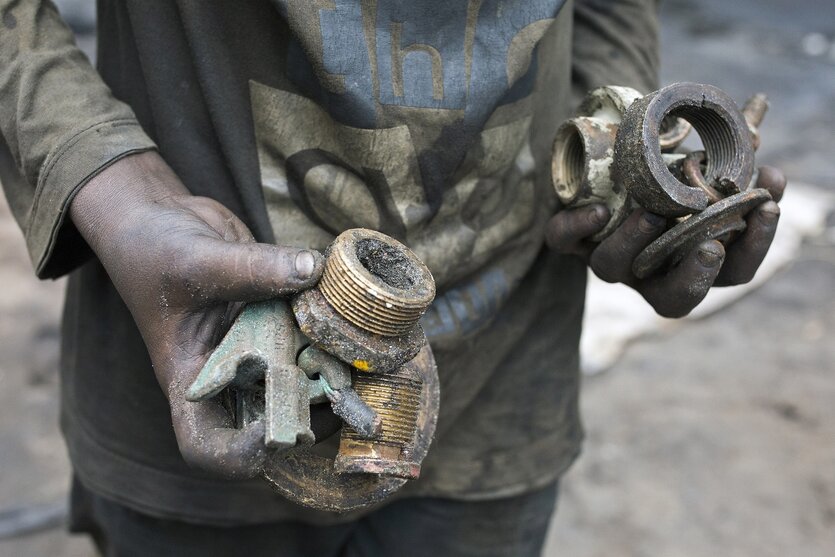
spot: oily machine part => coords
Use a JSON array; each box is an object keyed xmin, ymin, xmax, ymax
[
  {"xmin": 551, "ymin": 85, "xmax": 696, "ymax": 240},
  {"xmin": 552, "ymin": 81, "xmax": 770, "ymax": 277},
  {"xmin": 293, "ymin": 228, "xmax": 437, "ymax": 481},
  {"xmin": 187, "ymin": 229, "xmax": 439, "ymax": 512},
  {"xmin": 613, "ymin": 82, "xmax": 755, "ymax": 217},
  {"xmin": 551, "ymin": 85, "xmax": 640, "ymax": 240}
]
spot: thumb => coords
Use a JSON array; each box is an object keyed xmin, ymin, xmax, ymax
[
  {"xmin": 192, "ymin": 240, "xmax": 324, "ymax": 302},
  {"xmin": 545, "ymin": 204, "xmax": 609, "ymax": 257}
]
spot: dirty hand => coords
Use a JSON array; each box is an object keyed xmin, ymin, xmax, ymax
[
  {"xmin": 545, "ymin": 166, "xmax": 786, "ymax": 317},
  {"xmin": 70, "ymin": 151, "xmax": 324, "ymax": 478}
]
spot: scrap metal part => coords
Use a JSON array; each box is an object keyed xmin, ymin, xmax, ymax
[
  {"xmin": 632, "ymin": 188, "xmax": 773, "ymax": 279},
  {"xmin": 187, "ymin": 228, "xmax": 440, "ymax": 512},
  {"xmin": 553, "ymin": 82, "xmax": 771, "ymax": 280},
  {"xmin": 293, "ymin": 228, "xmax": 435, "ymax": 374},
  {"xmin": 613, "ymin": 82, "xmax": 755, "ymax": 217},
  {"xmin": 551, "ymin": 86, "xmax": 638, "ymax": 240},
  {"xmin": 552, "ymin": 85, "xmax": 696, "ymax": 241},
  {"xmin": 293, "ymin": 228, "xmax": 438, "ymax": 481},
  {"xmin": 186, "ymin": 300, "xmax": 380, "ymax": 451},
  {"xmin": 262, "ymin": 345, "xmax": 439, "ymax": 511}
]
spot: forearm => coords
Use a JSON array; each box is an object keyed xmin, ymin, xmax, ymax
[
  {"xmin": 0, "ymin": 0, "xmax": 155, "ymax": 277},
  {"xmin": 571, "ymin": 0, "xmax": 661, "ymax": 103}
]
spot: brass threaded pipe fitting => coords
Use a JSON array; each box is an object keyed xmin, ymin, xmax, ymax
[
  {"xmin": 319, "ymin": 229, "xmax": 435, "ymax": 337},
  {"xmin": 345, "ymin": 374, "xmax": 422, "ymax": 446},
  {"xmin": 336, "ymin": 367, "xmax": 425, "ymax": 479}
]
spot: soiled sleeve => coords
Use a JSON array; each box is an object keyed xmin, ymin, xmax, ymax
[
  {"xmin": 571, "ymin": 0, "xmax": 660, "ymax": 104},
  {"xmin": 0, "ymin": 1, "xmax": 156, "ymax": 278}
]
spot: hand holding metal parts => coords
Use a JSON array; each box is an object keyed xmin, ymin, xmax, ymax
[
  {"xmin": 68, "ymin": 151, "xmax": 327, "ymax": 480},
  {"xmin": 547, "ymin": 82, "xmax": 786, "ymax": 317},
  {"xmin": 187, "ymin": 228, "xmax": 440, "ymax": 511}
]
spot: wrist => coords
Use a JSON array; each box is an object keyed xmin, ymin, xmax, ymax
[{"xmin": 69, "ymin": 151, "xmax": 190, "ymax": 253}]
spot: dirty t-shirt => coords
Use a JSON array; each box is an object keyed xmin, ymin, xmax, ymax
[{"xmin": 0, "ymin": 0, "xmax": 659, "ymax": 524}]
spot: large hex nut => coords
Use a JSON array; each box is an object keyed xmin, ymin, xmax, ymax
[{"xmin": 614, "ymin": 82, "xmax": 755, "ymax": 217}]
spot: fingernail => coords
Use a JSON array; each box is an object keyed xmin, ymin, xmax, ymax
[
  {"xmin": 639, "ymin": 211, "xmax": 666, "ymax": 233},
  {"xmin": 295, "ymin": 251, "xmax": 316, "ymax": 280},
  {"xmin": 697, "ymin": 244, "xmax": 724, "ymax": 267},
  {"xmin": 758, "ymin": 202, "xmax": 780, "ymax": 224},
  {"xmin": 588, "ymin": 205, "xmax": 608, "ymax": 226}
]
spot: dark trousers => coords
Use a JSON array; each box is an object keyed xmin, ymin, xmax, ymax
[{"xmin": 69, "ymin": 477, "xmax": 558, "ymax": 557}]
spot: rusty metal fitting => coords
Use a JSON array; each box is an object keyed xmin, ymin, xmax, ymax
[
  {"xmin": 632, "ymin": 188, "xmax": 772, "ymax": 279},
  {"xmin": 262, "ymin": 344, "xmax": 439, "ymax": 512},
  {"xmin": 552, "ymin": 86, "xmax": 640, "ymax": 240},
  {"xmin": 294, "ymin": 229, "xmax": 434, "ymax": 374},
  {"xmin": 335, "ymin": 364, "xmax": 426, "ymax": 479},
  {"xmin": 613, "ymin": 82, "xmax": 755, "ymax": 217},
  {"xmin": 187, "ymin": 229, "xmax": 440, "ymax": 512},
  {"xmin": 552, "ymin": 85, "xmax": 696, "ymax": 240},
  {"xmin": 290, "ymin": 228, "xmax": 439, "ymax": 493},
  {"xmin": 742, "ymin": 93, "xmax": 769, "ymax": 151},
  {"xmin": 319, "ymin": 229, "xmax": 435, "ymax": 337},
  {"xmin": 552, "ymin": 117, "xmax": 625, "ymax": 240}
]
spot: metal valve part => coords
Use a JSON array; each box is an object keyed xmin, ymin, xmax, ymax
[
  {"xmin": 613, "ymin": 82, "xmax": 755, "ymax": 217},
  {"xmin": 293, "ymin": 228, "xmax": 438, "ymax": 481},
  {"xmin": 187, "ymin": 228, "xmax": 440, "ymax": 512},
  {"xmin": 551, "ymin": 85, "xmax": 695, "ymax": 240},
  {"xmin": 632, "ymin": 188, "xmax": 772, "ymax": 279},
  {"xmin": 551, "ymin": 86, "xmax": 638, "ymax": 240},
  {"xmin": 552, "ymin": 82, "xmax": 771, "ymax": 278}
]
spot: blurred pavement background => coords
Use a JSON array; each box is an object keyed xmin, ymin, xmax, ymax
[{"xmin": 0, "ymin": 0, "xmax": 833, "ymax": 555}]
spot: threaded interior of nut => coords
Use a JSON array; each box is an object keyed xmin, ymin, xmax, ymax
[
  {"xmin": 319, "ymin": 231, "xmax": 434, "ymax": 336},
  {"xmin": 552, "ymin": 123, "xmax": 585, "ymax": 203},
  {"xmin": 342, "ymin": 373, "xmax": 421, "ymax": 448},
  {"xmin": 669, "ymin": 106, "xmax": 739, "ymax": 189}
]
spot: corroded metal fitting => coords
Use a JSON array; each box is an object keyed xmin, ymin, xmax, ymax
[
  {"xmin": 292, "ymin": 228, "xmax": 439, "ymax": 483},
  {"xmin": 633, "ymin": 188, "xmax": 772, "ymax": 279},
  {"xmin": 552, "ymin": 86, "xmax": 639, "ymax": 240},
  {"xmin": 188, "ymin": 229, "xmax": 440, "ymax": 512},
  {"xmin": 551, "ymin": 86, "xmax": 695, "ymax": 240},
  {"xmin": 293, "ymin": 229, "xmax": 435, "ymax": 373},
  {"xmin": 262, "ymin": 345, "xmax": 439, "ymax": 511},
  {"xmin": 613, "ymin": 82, "xmax": 755, "ymax": 217},
  {"xmin": 335, "ymin": 363, "xmax": 427, "ymax": 479},
  {"xmin": 319, "ymin": 229, "xmax": 435, "ymax": 337}
]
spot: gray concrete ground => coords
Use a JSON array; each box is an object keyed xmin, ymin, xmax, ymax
[{"xmin": 1, "ymin": 0, "xmax": 833, "ymax": 556}]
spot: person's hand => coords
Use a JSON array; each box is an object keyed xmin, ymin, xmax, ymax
[
  {"xmin": 70, "ymin": 151, "xmax": 324, "ymax": 478},
  {"xmin": 545, "ymin": 166, "xmax": 787, "ymax": 317}
]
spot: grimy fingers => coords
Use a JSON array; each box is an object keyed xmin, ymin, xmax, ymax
[
  {"xmin": 192, "ymin": 241, "xmax": 324, "ymax": 302},
  {"xmin": 756, "ymin": 166, "xmax": 787, "ymax": 202},
  {"xmin": 545, "ymin": 204, "xmax": 609, "ymax": 257},
  {"xmin": 171, "ymin": 399, "xmax": 267, "ymax": 479},
  {"xmin": 715, "ymin": 201, "xmax": 780, "ymax": 286},
  {"xmin": 639, "ymin": 240, "xmax": 725, "ymax": 318},
  {"xmin": 590, "ymin": 209, "xmax": 667, "ymax": 284}
]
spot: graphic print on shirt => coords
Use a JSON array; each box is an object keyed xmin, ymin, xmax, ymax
[{"xmin": 254, "ymin": 0, "xmax": 566, "ymax": 342}]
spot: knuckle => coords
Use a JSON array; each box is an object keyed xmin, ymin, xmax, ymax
[{"xmin": 177, "ymin": 437, "xmax": 208, "ymax": 470}]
